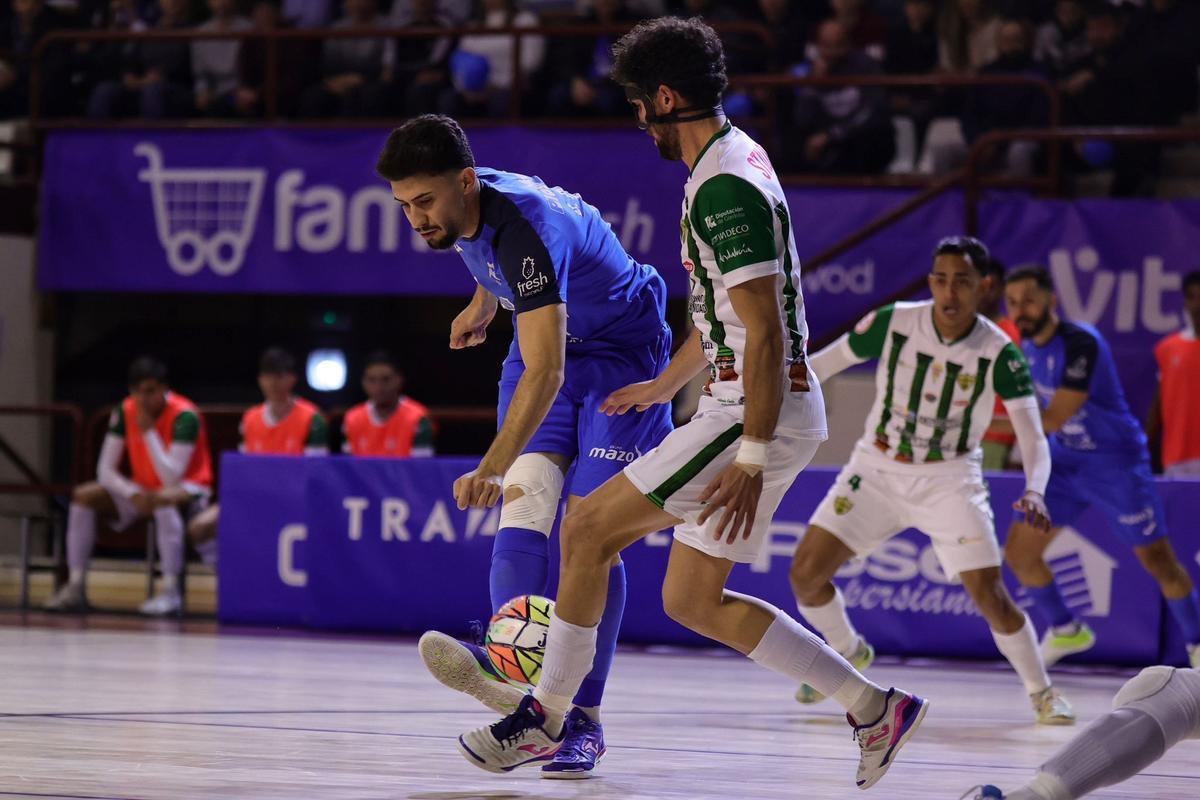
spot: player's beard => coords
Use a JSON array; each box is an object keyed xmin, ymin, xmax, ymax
[
  {"xmin": 651, "ymin": 124, "xmax": 682, "ymax": 161},
  {"xmin": 1016, "ymin": 308, "xmax": 1052, "ymax": 338},
  {"xmin": 421, "ymin": 223, "xmax": 460, "ymax": 250}
]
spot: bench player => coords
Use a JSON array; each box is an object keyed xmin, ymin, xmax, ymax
[
  {"xmin": 341, "ymin": 351, "xmax": 434, "ymax": 458},
  {"xmin": 185, "ymin": 347, "xmax": 328, "ymax": 565},
  {"xmin": 44, "ymin": 356, "xmax": 213, "ymax": 616}
]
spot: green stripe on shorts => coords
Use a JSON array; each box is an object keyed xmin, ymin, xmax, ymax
[{"xmin": 647, "ymin": 423, "xmax": 744, "ymax": 509}]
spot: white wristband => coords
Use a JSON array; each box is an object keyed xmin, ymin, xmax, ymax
[{"xmin": 735, "ymin": 438, "xmax": 768, "ymax": 469}]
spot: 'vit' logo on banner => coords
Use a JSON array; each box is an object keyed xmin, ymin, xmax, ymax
[
  {"xmin": 1050, "ymin": 246, "xmax": 1184, "ymax": 334},
  {"xmin": 136, "ymin": 143, "xmax": 266, "ymax": 277}
]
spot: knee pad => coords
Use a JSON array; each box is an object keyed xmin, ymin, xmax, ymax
[
  {"xmin": 499, "ymin": 453, "xmax": 565, "ymax": 535},
  {"xmin": 1114, "ymin": 666, "xmax": 1200, "ymax": 744},
  {"xmin": 1113, "ymin": 666, "xmax": 1176, "ymax": 709}
]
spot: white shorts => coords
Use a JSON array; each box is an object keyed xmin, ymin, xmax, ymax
[
  {"xmin": 624, "ymin": 402, "xmax": 823, "ymax": 563},
  {"xmin": 809, "ymin": 454, "xmax": 1000, "ymax": 580},
  {"xmin": 107, "ymin": 489, "xmax": 210, "ymax": 531}
]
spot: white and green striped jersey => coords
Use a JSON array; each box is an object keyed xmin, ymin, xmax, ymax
[
  {"xmin": 846, "ymin": 301, "xmax": 1033, "ymax": 472},
  {"xmin": 681, "ymin": 124, "xmax": 820, "ymax": 433}
]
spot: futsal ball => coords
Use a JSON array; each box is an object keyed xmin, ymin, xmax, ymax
[{"xmin": 485, "ymin": 594, "xmax": 554, "ymax": 686}]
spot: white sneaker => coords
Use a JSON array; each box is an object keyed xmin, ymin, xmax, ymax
[
  {"xmin": 418, "ymin": 630, "xmax": 528, "ymax": 714},
  {"xmin": 43, "ymin": 582, "xmax": 88, "ymax": 612},
  {"xmin": 139, "ymin": 591, "xmax": 181, "ymax": 616},
  {"xmin": 850, "ymin": 687, "xmax": 930, "ymax": 790},
  {"xmin": 457, "ymin": 694, "xmax": 564, "ymax": 773},
  {"xmin": 1031, "ymin": 686, "xmax": 1075, "ymax": 725}
]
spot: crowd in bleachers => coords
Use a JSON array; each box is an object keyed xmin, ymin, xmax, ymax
[{"xmin": 2, "ymin": 0, "xmax": 1198, "ymax": 176}]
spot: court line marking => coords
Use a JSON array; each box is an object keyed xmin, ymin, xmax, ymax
[
  {"xmin": 0, "ymin": 792, "xmax": 141, "ymax": 800},
  {"xmin": 7, "ymin": 713, "xmax": 1199, "ymax": 783}
]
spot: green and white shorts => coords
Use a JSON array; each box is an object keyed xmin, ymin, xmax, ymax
[
  {"xmin": 809, "ymin": 452, "xmax": 1001, "ymax": 580},
  {"xmin": 624, "ymin": 401, "xmax": 822, "ymax": 564}
]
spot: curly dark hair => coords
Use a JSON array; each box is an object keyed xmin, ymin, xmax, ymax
[
  {"xmin": 612, "ymin": 17, "xmax": 728, "ymax": 109},
  {"xmin": 376, "ymin": 115, "xmax": 475, "ymax": 181}
]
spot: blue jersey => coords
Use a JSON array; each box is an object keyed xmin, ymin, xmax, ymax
[
  {"xmin": 453, "ymin": 168, "xmax": 666, "ymax": 352},
  {"xmin": 1021, "ymin": 320, "xmax": 1146, "ymax": 458}
]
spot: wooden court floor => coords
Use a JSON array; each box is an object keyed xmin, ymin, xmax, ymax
[{"xmin": 1, "ymin": 618, "xmax": 1197, "ymax": 800}]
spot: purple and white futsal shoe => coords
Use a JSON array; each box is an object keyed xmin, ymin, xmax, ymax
[
  {"xmin": 541, "ymin": 708, "xmax": 606, "ymax": 779},
  {"xmin": 849, "ymin": 687, "xmax": 930, "ymax": 789}
]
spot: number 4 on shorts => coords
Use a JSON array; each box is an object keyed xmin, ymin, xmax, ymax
[{"xmin": 848, "ymin": 474, "xmax": 862, "ymax": 492}]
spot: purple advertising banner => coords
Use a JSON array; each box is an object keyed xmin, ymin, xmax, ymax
[
  {"xmin": 219, "ymin": 455, "xmax": 1200, "ymax": 666},
  {"xmin": 42, "ymin": 129, "xmax": 1197, "ymax": 412}
]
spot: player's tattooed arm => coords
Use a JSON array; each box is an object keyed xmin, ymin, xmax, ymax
[
  {"xmin": 453, "ymin": 303, "xmax": 566, "ymax": 510},
  {"xmin": 450, "ymin": 283, "xmax": 498, "ymax": 349},
  {"xmin": 697, "ymin": 275, "xmax": 783, "ymax": 543},
  {"xmin": 601, "ymin": 326, "xmax": 707, "ymax": 415}
]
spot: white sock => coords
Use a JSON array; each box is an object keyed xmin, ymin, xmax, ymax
[
  {"xmin": 797, "ymin": 586, "xmax": 860, "ymax": 656},
  {"xmin": 153, "ymin": 507, "xmax": 185, "ymax": 591},
  {"xmin": 533, "ymin": 609, "xmax": 597, "ymax": 737},
  {"xmin": 66, "ymin": 502, "xmax": 96, "ymax": 585},
  {"xmin": 749, "ymin": 609, "xmax": 886, "ymax": 722},
  {"xmin": 1040, "ymin": 707, "xmax": 1168, "ymax": 799},
  {"xmin": 992, "ymin": 615, "xmax": 1050, "ymax": 695},
  {"xmin": 195, "ymin": 537, "xmax": 218, "ymax": 566}
]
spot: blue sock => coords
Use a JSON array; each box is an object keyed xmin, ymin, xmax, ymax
[
  {"xmin": 489, "ymin": 528, "xmax": 549, "ymax": 613},
  {"xmin": 572, "ymin": 562, "xmax": 626, "ymax": 711},
  {"xmin": 1167, "ymin": 590, "xmax": 1200, "ymax": 645},
  {"xmin": 1025, "ymin": 581, "xmax": 1075, "ymax": 629}
]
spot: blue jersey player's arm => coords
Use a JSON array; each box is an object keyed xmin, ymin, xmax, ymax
[
  {"xmin": 453, "ymin": 217, "xmax": 567, "ymax": 510},
  {"xmin": 450, "ymin": 283, "xmax": 499, "ymax": 350},
  {"xmin": 1041, "ymin": 325, "xmax": 1097, "ymax": 433}
]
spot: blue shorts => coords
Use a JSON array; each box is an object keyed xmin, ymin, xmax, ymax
[
  {"xmin": 498, "ymin": 326, "xmax": 674, "ymax": 497},
  {"xmin": 1019, "ymin": 448, "xmax": 1169, "ymax": 548}
]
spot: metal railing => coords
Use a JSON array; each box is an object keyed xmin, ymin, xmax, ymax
[
  {"xmin": 0, "ymin": 404, "xmax": 84, "ymax": 608},
  {"xmin": 964, "ymin": 126, "xmax": 1200, "ymax": 233},
  {"xmin": 0, "ymin": 404, "xmax": 84, "ymax": 495},
  {"xmin": 30, "ymin": 22, "xmax": 775, "ymax": 124},
  {"xmin": 808, "ymin": 125, "xmax": 1200, "ymax": 351}
]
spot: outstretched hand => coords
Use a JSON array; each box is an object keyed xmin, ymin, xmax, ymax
[{"xmin": 1014, "ymin": 491, "xmax": 1051, "ymax": 532}]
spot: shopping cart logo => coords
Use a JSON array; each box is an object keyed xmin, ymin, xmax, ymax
[{"xmin": 135, "ymin": 142, "xmax": 266, "ymax": 277}]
